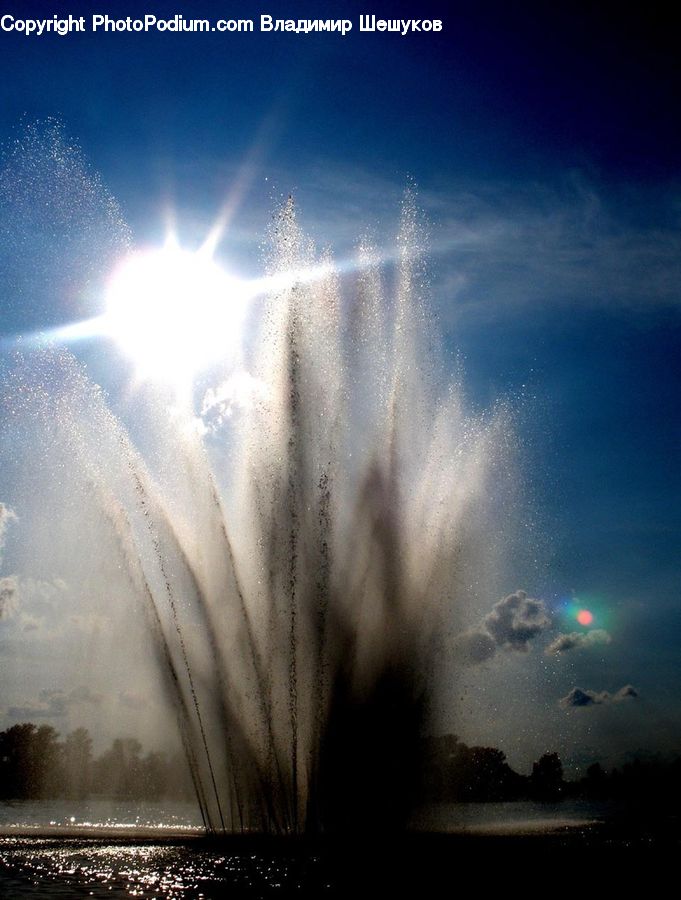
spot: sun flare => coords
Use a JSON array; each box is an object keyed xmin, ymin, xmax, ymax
[{"xmin": 105, "ymin": 243, "xmax": 248, "ymax": 383}]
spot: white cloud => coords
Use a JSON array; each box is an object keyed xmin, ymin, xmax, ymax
[
  {"xmin": 201, "ymin": 370, "xmax": 267, "ymax": 432},
  {"xmin": 0, "ymin": 577, "xmax": 107, "ymax": 639},
  {"xmin": 0, "ymin": 501, "xmax": 17, "ymax": 559},
  {"xmin": 10, "ymin": 577, "xmax": 67, "ymax": 630},
  {"xmin": 0, "ymin": 575, "xmax": 19, "ymax": 619}
]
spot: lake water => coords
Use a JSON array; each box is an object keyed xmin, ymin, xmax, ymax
[
  {"xmin": 414, "ymin": 798, "xmax": 610, "ymax": 833},
  {"xmin": 0, "ymin": 797, "xmax": 609, "ymax": 836},
  {"xmin": 0, "ymin": 799, "xmax": 203, "ymax": 836},
  {"xmin": 0, "ymin": 799, "xmax": 611, "ymax": 897}
]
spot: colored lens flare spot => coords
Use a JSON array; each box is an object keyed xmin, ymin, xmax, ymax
[{"xmin": 577, "ymin": 609, "xmax": 594, "ymax": 626}]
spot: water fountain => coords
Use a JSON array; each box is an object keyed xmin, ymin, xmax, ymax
[{"xmin": 0, "ymin": 125, "xmax": 517, "ymax": 840}]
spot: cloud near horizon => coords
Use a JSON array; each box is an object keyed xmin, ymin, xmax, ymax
[
  {"xmin": 545, "ymin": 629, "xmax": 612, "ymax": 655},
  {"xmin": 7, "ymin": 686, "xmax": 103, "ymax": 721},
  {"xmin": 455, "ymin": 590, "xmax": 550, "ymax": 666},
  {"xmin": 560, "ymin": 685, "xmax": 639, "ymax": 708}
]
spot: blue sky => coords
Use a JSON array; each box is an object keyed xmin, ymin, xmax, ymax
[{"xmin": 0, "ymin": 2, "xmax": 679, "ymax": 772}]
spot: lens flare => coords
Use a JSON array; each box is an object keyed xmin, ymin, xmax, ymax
[{"xmin": 576, "ymin": 609, "xmax": 594, "ymax": 626}]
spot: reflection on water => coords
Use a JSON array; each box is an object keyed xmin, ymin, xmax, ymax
[
  {"xmin": 415, "ymin": 799, "xmax": 610, "ymax": 833},
  {"xmin": 0, "ymin": 799, "xmax": 203, "ymax": 835},
  {"xmin": 0, "ymin": 800, "xmax": 610, "ymax": 896},
  {"xmin": 1, "ymin": 798, "xmax": 608, "ymax": 836},
  {"xmin": 0, "ymin": 800, "xmax": 330, "ymax": 896},
  {"xmin": 0, "ymin": 838, "xmax": 332, "ymax": 898}
]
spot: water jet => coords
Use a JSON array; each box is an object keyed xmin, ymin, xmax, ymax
[{"xmin": 1, "ymin": 132, "xmax": 517, "ymax": 838}]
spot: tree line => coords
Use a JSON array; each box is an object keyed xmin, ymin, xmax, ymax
[
  {"xmin": 422, "ymin": 733, "xmax": 681, "ymax": 808},
  {"xmin": 422, "ymin": 734, "xmax": 565, "ymax": 802},
  {"xmin": 0, "ymin": 723, "xmax": 193, "ymax": 800},
  {"xmin": 2, "ymin": 722, "xmax": 681, "ymax": 806}
]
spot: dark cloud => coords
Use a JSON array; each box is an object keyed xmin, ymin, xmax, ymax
[
  {"xmin": 545, "ymin": 629, "xmax": 611, "ymax": 655},
  {"xmin": 561, "ymin": 687, "xmax": 601, "ymax": 707},
  {"xmin": 483, "ymin": 591, "xmax": 550, "ymax": 651},
  {"xmin": 453, "ymin": 629, "xmax": 497, "ymax": 666},
  {"xmin": 456, "ymin": 590, "xmax": 550, "ymax": 666},
  {"xmin": 560, "ymin": 685, "xmax": 639, "ymax": 708}
]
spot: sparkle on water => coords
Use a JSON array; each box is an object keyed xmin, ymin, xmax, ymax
[{"xmin": 0, "ymin": 837, "xmax": 330, "ymax": 897}]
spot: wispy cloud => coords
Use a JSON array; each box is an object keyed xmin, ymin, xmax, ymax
[
  {"xmin": 545, "ymin": 629, "xmax": 612, "ymax": 655},
  {"xmin": 7, "ymin": 685, "xmax": 103, "ymax": 720},
  {"xmin": 272, "ymin": 162, "xmax": 681, "ymax": 325},
  {"xmin": 118, "ymin": 690, "xmax": 148, "ymax": 711},
  {"xmin": 428, "ymin": 177, "xmax": 681, "ymax": 325}
]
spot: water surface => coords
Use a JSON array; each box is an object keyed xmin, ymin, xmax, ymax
[{"xmin": 1, "ymin": 800, "xmax": 610, "ymax": 897}]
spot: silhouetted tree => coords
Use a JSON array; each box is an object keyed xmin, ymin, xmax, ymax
[
  {"xmin": 63, "ymin": 728, "xmax": 93, "ymax": 799},
  {"xmin": 140, "ymin": 751, "xmax": 170, "ymax": 800},
  {"xmin": 422, "ymin": 734, "xmax": 464, "ymax": 800},
  {"xmin": 422, "ymin": 735, "xmax": 528, "ymax": 802},
  {"xmin": 451, "ymin": 745, "xmax": 525, "ymax": 801},
  {"xmin": 0, "ymin": 723, "xmax": 37, "ymax": 798},
  {"xmin": 33, "ymin": 725, "xmax": 62, "ymax": 797},
  {"xmin": 11, "ymin": 719, "xmax": 681, "ymax": 813},
  {"xmin": 582, "ymin": 762, "xmax": 607, "ymax": 800},
  {"xmin": 530, "ymin": 752, "xmax": 564, "ymax": 800},
  {"xmin": 0, "ymin": 723, "xmax": 62, "ymax": 798},
  {"xmin": 93, "ymin": 737, "xmax": 144, "ymax": 797},
  {"xmin": 0, "ymin": 723, "xmax": 195, "ymax": 801}
]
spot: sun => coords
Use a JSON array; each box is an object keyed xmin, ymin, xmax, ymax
[{"xmin": 105, "ymin": 242, "xmax": 248, "ymax": 384}]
